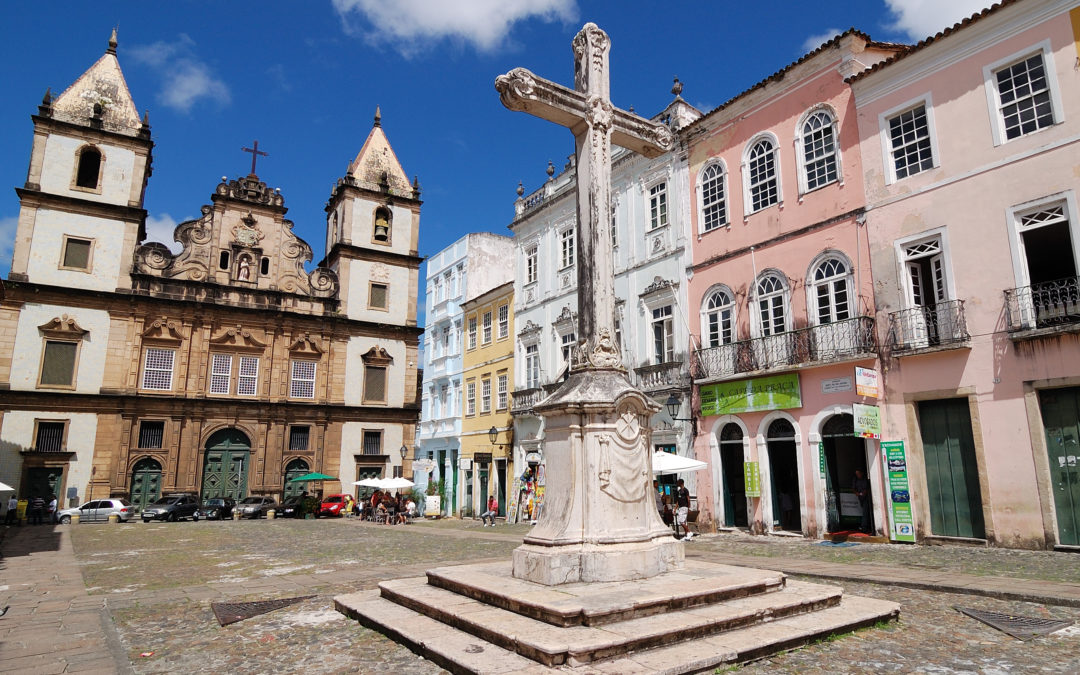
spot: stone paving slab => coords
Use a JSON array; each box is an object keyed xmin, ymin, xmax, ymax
[{"xmin": 426, "ymin": 558, "xmax": 785, "ymax": 626}]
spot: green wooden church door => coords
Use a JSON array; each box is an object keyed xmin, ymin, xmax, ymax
[{"xmin": 201, "ymin": 429, "xmax": 250, "ymax": 501}]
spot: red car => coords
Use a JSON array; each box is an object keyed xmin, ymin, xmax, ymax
[{"xmin": 318, "ymin": 494, "xmax": 352, "ymax": 517}]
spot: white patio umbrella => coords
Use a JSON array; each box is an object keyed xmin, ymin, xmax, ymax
[
  {"xmin": 0, "ymin": 481, "xmax": 14, "ymax": 491},
  {"xmin": 353, "ymin": 477, "xmax": 384, "ymax": 488},
  {"xmin": 380, "ymin": 477, "xmax": 415, "ymax": 490},
  {"xmin": 651, "ymin": 450, "xmax": 707, "ymax": 476}
]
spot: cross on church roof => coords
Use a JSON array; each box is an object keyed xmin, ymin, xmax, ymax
[{"xmin": 241, "ymin": 140, "xmax": 268, "ymax": 176}]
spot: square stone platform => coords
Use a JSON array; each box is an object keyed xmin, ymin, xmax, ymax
[{"xmin": 334, "ymin": 559, "xmax": 899, "ymax": 674}]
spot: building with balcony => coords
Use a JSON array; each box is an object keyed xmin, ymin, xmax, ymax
[
  {"xmin": 0, "ymin": 34, "xmax": 423, "ymax": 511},
  {"xmin": 853, "ymin": 0, "xmax": 1080, "ymax": 549},
  {"xmin": 459, "ymin": 281, "xmax": 514, "ymax": 519},
  {"xmin": 416, "ymin": 232, "xmax": 513, "ymax": 515},
  {"xmin": 685, "ymin": 31, "xmax": 903, "ymax": 538},
  {"xmin": 509, "ymin": 93, "xmax": 701, "ymax": 495}
]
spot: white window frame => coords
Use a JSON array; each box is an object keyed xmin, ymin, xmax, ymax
[
  {"xmin": 751, "ymin": 271, "xmax": 791, "ymax": 338},
  {"xmin": 983, "ymin": 40, "xmax": 1063, "ymax": 147},
  {"xmin": 893, "ymin": 226, "xmax": 959, "ymax": 310},
  {"xmin": 560, "ymin": 331, "xmax": 577, "ymax": 368},
  {"xmin": 651, "ymin": 305, "xmax": 675, "ymax": 364},
  {"xmin": 1004, "ymin": 191, "xmax": 1080, "ymax": 290},
  {"xmin": 697, "ymin": 160, "xmax": 728, "ymax": 234},
  {"xmin": 141, "ymin": 347, "xmax": 175, "ymax": 391},
  {"xmin": 497, "ymin": 374, "xmax": 508, "ymax": 410},
  {"xmin": 524, "ymin": 343, "xmax": 540, "ymax": 389},
  {"xmin": 482, "ymin": 311, "xmax": 493, "ymax": 344},
  {"xmin": 795, "ymin": 105, "xmax": 842, "ymax": 196},
  {"xmin": 497, "ymin": 304, "xmax": 509, "ymax": 339},
  {"xmin": 805, "ymin": 251, "xmax": 855, "ymax": 326},
  {"xmin": 467, "ymin": 317, "xmax": 477, "ymax": 350},
  {"xmin": 742, "ymin": 133, "xmax": 782, "ymax": 217},
  {"xmin": 647, "ymin": 180, "xmax": 669, "ymax": 231},
  {"xmin": 290, "ymin": 360, "xmax": 317, "ymax": 399},
  {"xmin": 525, "ymin": 245, "xmax": 538, "ymax": 284},
  {"xmin": 481, "ymin": 378, "xmax": 492, "ymax": 413},
  {"xmin": 559, "ymin": 227, "xmax": 576, "ymax": 269},
  {"xmin": 209, "ymin": 353, "xmax": 232, "ymax": 394},
  {"xmin": 878, "ymin": 93, "xmax": 940, "ymax": 185},
  {"xmin": 466, "ymin": 381, "xmax": 476, "ymax": 416},
  {"xmin": 701, "ymin": 284, "xmax": 736, "ymax": 348}
]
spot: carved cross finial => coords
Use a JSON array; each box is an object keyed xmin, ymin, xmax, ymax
[{"xmin": 241, "ymin": 140, "xmax": 268, "ymax": 176}]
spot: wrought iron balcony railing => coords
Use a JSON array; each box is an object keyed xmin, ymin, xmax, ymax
[
  {"xmin": 888, "ymin": 300, "xmax": 969, "ymax": 352},
  {"xmin": 632, "ymin": 361, "xmax": 691, "ymax": 393},
  {"xmin": 695, "ymin": 316, "xmax": 876, "ymax": 380},
  {"xmin": 1004, "ymin": 276, "xmax": 1080, "ymax": 331}
]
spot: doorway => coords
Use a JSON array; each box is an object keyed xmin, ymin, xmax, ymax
[
  {"xmin": 1017, "ymin": 204, "xmax": 1079, "ymax": 327},
  {"xmin": 821, "ymin": 414, "xmax": 870, "ymax": 533},
  {"xmin": 283, "ymin": 459, "xmax": 310, "ymax": 500},
  {"xmin": 495, "ymin": 458, "xmax": 507, "ymax": 515},
  {"xmin": 766, "ymin": 418, "xmax": 801, "ymax": 532},
  {"xmin": 201, "ymin": 429, "xmax": 250, "ymax": 501},
  {"xmin": 25, "ymin": 466, "xmax": 63, "ymax": 503},
  {"xmin": 1038, "ymin": 387, "xmax": 1080, "ymax": 546},
  {"xmin": 918, "ymin": 398, "xmax": 985, "ymax": 539},
  {"xmin": 130, "ymin": 458, "xmax": 162, "ymax": 511},
  {"xmin": 718, "ymin": 424, "xmax": 748, "ymax": 528}
]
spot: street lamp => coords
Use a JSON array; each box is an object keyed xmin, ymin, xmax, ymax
[
  {"xmin": 488, "ymin": 426, "xmax": 499, "ymax": 445},
  {"xmin": 664, "ymin": 393, "xmax": 697, "ymax": 435},
  {"xmin": 399, "ymin": 444, "xmax": 408, "ymax": 460}
]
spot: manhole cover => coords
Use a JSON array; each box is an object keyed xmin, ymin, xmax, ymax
[
  {"xmin": 211, "ymin": 595, "xmax": 316, "ymax": 626},
  {"xmin": 955, "ymin": 607, "xmax": 1072, "ymax": 641}
]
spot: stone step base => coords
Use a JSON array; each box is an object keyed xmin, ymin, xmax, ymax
[
  {"xmin": 335, "ymin": 590, "xmax": 899, "ymax": 674},
  {"xmin": 381, "ymin": 575, "xmax": 841, "ymax": 666},
  {"xmin": 425, "ymin": 560, "xmax": 786, "ymax": 627}
]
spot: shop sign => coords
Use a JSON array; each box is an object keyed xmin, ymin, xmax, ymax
[
  {"xmin": 881, "ymin": 440, "xmax": 916, "ymax": 542},
  {"xmin": 412, "ymin": 459, "xmax": 436, "ymax": 473},
  {"xmin": 744, "ymin": 461, "xmax": 761, "ymax": 497},
  {"xmin": 853, "ymin": 403, "xmax": 881, "ymax": 439},
  {"xmin": 473, "ymin": 453, "xmax": 492, "ymax": 464},
  {"xmin": 460, "ymin": 458, "xmax": 472, "ymax": 471},
  {"xmin": 821, "ymin": 376, "xmax": 853, "ymax": 394},
  {"xmin": 855, "ymin": 366, "xmax": 880, "ymax": 398},
  {"xmin": 700, "ymin": 373, "xmax": 801, "ymax": 416},
  {"xmin": 525, "ymin": 452, "xmax": 542, "ymax": 465}
]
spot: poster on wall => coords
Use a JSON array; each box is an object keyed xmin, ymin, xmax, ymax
[
  {"xmin": 744, "ymin": 461, "xmax": 761, "ymax": 497},
  {"xmin": 881, "ymin": 440, "xmax": 916, "ymax": 543},
  {"xmin": 853, "ymin": 403, "xmax": 882, "ymax": 439},
  {"xmin": 855, "ymin": 366, "xmax": 880, "ymax": 398},
  {"xmin": 700, "ymin": 373, "xmax": 802, "ymax": 416}
]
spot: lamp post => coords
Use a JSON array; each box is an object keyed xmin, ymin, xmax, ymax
[
  {"xmin": 399, "ymin": 444, "xmax": 408, "ymax": 479},
  {"xmin": 665, "ymin": 393, "xmax": 697, "ymax": 435},
  {"xmin": 488, "ymin": 426, "xmax": 498, "ymax": 445}
]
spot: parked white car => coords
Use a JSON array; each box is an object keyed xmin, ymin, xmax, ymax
[{"xmin": 56, "ymin": 498, "xmax": 135, "ymax": 524}]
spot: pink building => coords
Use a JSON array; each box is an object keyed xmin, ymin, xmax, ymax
[
  {"xmin": 686, "ymin": 33, "xmax": 902, "ymax": 537},
  {"xmin": 852, "ymin": 0, "xmax": 1080, "ymax": 549}
]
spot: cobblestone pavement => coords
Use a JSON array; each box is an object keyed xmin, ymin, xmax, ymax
[{"xmin": 3, "ymin": 518, "xmax": 1080, "ymax": 674}]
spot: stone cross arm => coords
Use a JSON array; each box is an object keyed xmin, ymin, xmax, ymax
[{"xmin": 495, "ymin": 68, "xmax": 674, "ymax": 158}]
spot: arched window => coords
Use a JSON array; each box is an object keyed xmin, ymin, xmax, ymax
[
  {"xmin": 703, "ymin": 287, "xmax": 735, "ymax": 347},
  {"xmin": 700, "ymin": 163, "xmax": 727, "ymax": 232},
  {"xmin": 755, "ymin": 273, "xmax": 788, "ymax": 336},
  {"xmin": 373, "ymin": 207, "xmax": 391, "ymax": 243},
  {"xmin": 746, "ymin": 138, "xmax": 779, "ymax": 213},
  {"xmin": 800, "ymin": 110, "xmax": 839, "ymax": 192},
  {"xmin": 767, "ymin": 417, "xmax": 796, "ymax": 439},
  {"xmin": 75, "ymin": 146, "xmax": 102, "ymax": 189},
  {"xmin": 810, "ymin": 255, "xmax": 852, "ymax": 324}
]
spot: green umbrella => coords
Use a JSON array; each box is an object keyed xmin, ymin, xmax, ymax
[{"xmin": 288, "ymin": 472, "xmax": 337, "ymax": 483}]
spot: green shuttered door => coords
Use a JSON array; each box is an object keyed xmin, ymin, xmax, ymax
[
  {"xmin": 1039, "ymin": 387, "xmax": 1080, "ymax": 547},
  {"xmin": 918, "ymin": 399, "xmax": 985, "ymax": 539}
]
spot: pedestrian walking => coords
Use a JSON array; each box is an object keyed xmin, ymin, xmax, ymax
[
  {"xmin": 48, "ymin": 495, "xmax": 57, "ymax": 524},
  {"xmin": 29, "ymin": 495, "xmax": 45, "ymax": 525},
  {"xmin": 674, "ymin": 479, "xmax": 692, "ymax": 540},
  {"xmin": 5, "ymin": 494, "xmax": 17, "ymax": 524}
]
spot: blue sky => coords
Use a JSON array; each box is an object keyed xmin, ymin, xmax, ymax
[{"xmin": 0, "ymin": 0, "xmax": 993, "ymax": 301}]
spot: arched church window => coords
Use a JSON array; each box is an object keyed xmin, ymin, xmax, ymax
[
  {"xmin": 261, "ymin": 257, "xmax": 270, "ymax": 276},
  {"xmin": 219, "ymin": 251, "xmax": 230, "ymax": 270},
  {"xmin": 75, "ymin": 146, "xmax": 102, "ymax": 189},
  {"xmin": 373, "ymin": 207, "xmax": 391, "ymax": 244}
]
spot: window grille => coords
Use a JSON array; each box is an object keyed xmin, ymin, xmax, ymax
[
  {"xmin": 362, "ymin": 430, "xmax": 382, "ymax": 455},
  {"xmin": 996, "ymin": 53, "xmax": 1055, "ymax": 140},
  {"xmin": 210, "ymin": 354, "xmax": 232, "ymax": 394},
  {"xmin": 142, "ymin": 348, "xmax": 174, "ymax": 390},
  {"xmin": 138, "ymin": 421, "xmax": 165, "ymax": 449},
  {"xmin": 237, "ymin": 356, "xmax": 258, "ymax": 396},
  {"xmin": 701, "ymin": 165, "xmax": 726, "ymax": 231},
  {"xmin": 888, "ymin": 105, "xmax": 933, "ymax": 179},
  {"xmin": 289, "ymin": 426, "xmax": 310, "ymax": 451},
  {"xmin": 364, "ymin": 365, "xmax": 386, "ymax": 402},
  {"xmin": 40, "ymin": 340, "xmax": 77, "ymax": 387},
  {"xmin": 290, "ymin": 360, "xmax": 316, "ymax": 399},
  {"xmin": 36, "ymin": 421, "xmax": 65, "ymax": 452}
]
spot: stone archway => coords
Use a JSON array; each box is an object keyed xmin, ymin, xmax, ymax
[
  {"xmin": 130, "ymin": 457, "xmax": 163, "ymax": 511},
  {"xmin": 201, "ymin": 428, "xmax": 250, "ymax": 501},
  {"xmin": 766, "ymin": 418, "xmax": 801, "ymax": 532},
  {"xmin": 283, "ymin": 458, "xmax": 310, "ymax": 500}
]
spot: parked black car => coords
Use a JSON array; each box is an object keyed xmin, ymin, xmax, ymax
[
  {"xmin": 236, "ymin": 495, "xmax": 277, "ymax": 519},
  {"xmin": 279, "ymin": 495, "xmax": 306, "ymax": 518},
  {"xmin": 141, "ymin": 493, "xmax": 200, "ymax": 522},
  {"xmin": 198, "ymin": 497, "xmax": 236, "ymax": 520}
]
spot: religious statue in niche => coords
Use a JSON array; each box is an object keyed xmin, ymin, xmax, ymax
[{"xmin": 237, "ymin": 254, "xmax": 252, "ymax": 281}]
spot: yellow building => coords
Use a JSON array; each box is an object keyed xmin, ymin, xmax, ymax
[{"xmin": 459, "ymin": 281, "xmax": 514, "ymax": 518}]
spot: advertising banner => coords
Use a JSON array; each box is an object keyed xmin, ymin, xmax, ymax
[
  {"xmin": 853, "ymin": 403, "xmax": 881, "ymax": 439},
  {"xmin": 700, "ymin": 373, "xmax": 801, "ymax": 416},
  {"xmin": 881, "ymin": 440, "xmax": 916, "ymax": 542},
  {"xmin": 744, "ymin": 461, "xmax": 761, "ymax": 498},
  {"xmin": 855, "ymin": 366, "xmax": 880, "ymax": 398}
]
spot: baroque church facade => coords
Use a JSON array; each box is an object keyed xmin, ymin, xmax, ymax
[{"xmin": 0, "ymin": 33, "xmax": 422, "ymax": 510}]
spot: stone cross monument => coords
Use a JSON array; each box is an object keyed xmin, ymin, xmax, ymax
[{"xmin": 495, "ymin": 23, "xmax": 682, "ymax": 584}]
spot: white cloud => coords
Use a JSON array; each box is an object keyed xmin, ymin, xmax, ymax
[
  {"xmin": 143, "ymin": 213, "xmax": 184, "ymax": 254},
  {"xmin": 331, "ymin": 0, "xmax": 578, "ymax": 55},
  {"xmin": 884, "ymin": 0, "xmax": 994, "ymax": 42},
  {"xmin": 129, "ymin": 35, "xmax": 230, "ymax": 113},
  {"xmin": 802, "ymin": 28, "xmax": 841, "ymax": 54},
  {"xmin": 0, "ymin": 216, "xmax": 16, "ymax": 276}
]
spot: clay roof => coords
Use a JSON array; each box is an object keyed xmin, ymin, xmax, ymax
[
  {"xmin": 51, "ymin": 30, "xmax": 141, "ymax": 136},
  {"xmin": 684, "ymin": 28, "xmax": 906, "ymax": 133},
  {"xmin": 846, "ymin": 0, "xmax": 1021, "ymax": 84}
]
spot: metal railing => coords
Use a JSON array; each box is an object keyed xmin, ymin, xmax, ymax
[
  {"xmin": 632, "ymin": 361, "xmax": 691, "ymax": 392},
  {"xmin": 695, "ymin": 316, "xmax": 876, "ymax": 380},
  {"xmin": 888, "ymin": 300, "xmax": 969, "ymax": 352},
  {"xmin": 1005, "ymin": 276, "xmax": 1080, "ymax": 331}
]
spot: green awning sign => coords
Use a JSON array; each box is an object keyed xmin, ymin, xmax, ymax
[{"xmin": 700, "ymin": 373, "xmax": 801, "ymax": 416}]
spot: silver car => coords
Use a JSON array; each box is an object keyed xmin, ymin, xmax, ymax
[{"xmin": 57, "ymin": 498, "xmax": 134, "ymax": 524}]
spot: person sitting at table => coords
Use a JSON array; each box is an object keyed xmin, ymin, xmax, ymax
[
  {"xmin": 383, "ymin": 499, "xmax": 396, "ymax": 526},
  {"xmin": 375, "ymin": 500, "xmax": 388, "ymax": 524}
]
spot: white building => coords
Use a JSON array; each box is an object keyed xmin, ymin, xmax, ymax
[
  {"xmin": 417, "ymin": 232, "xmax": 513, "ymax": 514},
  {"xmin": 509, "ymin": 94, "xmax": 702, "ymax": 493}
]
